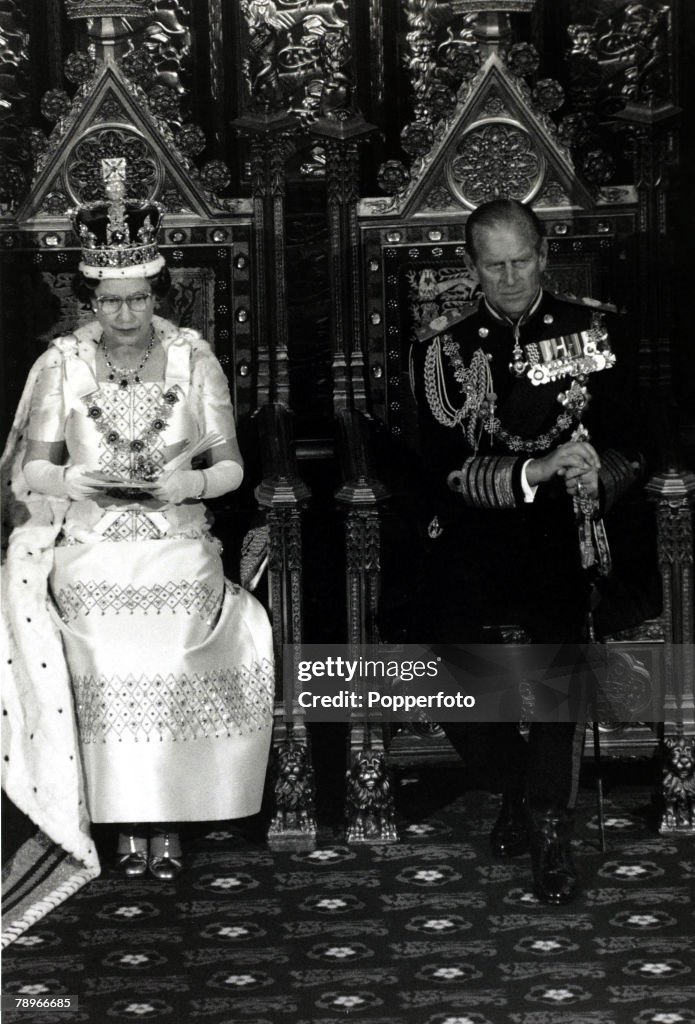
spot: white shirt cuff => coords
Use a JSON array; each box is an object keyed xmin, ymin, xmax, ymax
[{"xmin": 521, "ymin": 459, "xmax": 538, "ymax": 503}]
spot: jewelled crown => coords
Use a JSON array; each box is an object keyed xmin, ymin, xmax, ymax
[{"xmin": 72, "ymin": 158, "xmax": 165, "ymax": 280}]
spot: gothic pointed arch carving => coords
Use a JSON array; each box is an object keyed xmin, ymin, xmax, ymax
[
  {"xmin": 361, "ymin": 52, "xmax": 594, "ymax": 220},
  {"xmin": 2, "ymin": 57, "xmax": 257, "ymax": 427},
  {"xmin": 16, "ymin": 63, "xmax": 246, "ymax": 225}
]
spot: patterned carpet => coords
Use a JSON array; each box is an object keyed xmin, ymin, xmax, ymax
[{"xmin": 2, "ymin": 763, "xmax": 694, "ymax": 1024}]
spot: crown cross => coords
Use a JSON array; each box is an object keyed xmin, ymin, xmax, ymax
[
  {"xmin": 102, "ymin": 158, "xmax": 129, "ymax": 244},
  {"xmin": 71, "ymin": 158, "xmax": 164, "ymax": 280}
]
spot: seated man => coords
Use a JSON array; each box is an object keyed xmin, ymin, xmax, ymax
[{"xmin": 408, "ymin": 198, "xmax": 639, "ymax": 904}]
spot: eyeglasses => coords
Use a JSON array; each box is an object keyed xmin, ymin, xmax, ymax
[{"xmin": 94, "ymin": 292, "xmax": 152, "ymax": 314}]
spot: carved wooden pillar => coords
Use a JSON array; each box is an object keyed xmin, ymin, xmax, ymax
[
  {"xmin": 613, "ymin": 4, "xmax": 680, "ymax": 433},
  {"xmin": 254, "ymin": 403, "xmax": 316, "ymax": 850},
  {"xmin": 335, "ymin": 410, "xmax": 389, "ymax": 647},
  {"xmin": 234, "ymin": 117, "xmax": 294, "ymax": 408},
  {"xmin": 206, "ymin": 0, "xmax": 226, "ymax": 149},
  {"xmin": 646, "ymin": 468, "xmax": 695, "ymax": 834},
  {"xmin": 623, "ymin": 122, "xmax": 680, "ymax": 404},
  {"xmin": 313, "ymin": 122, "xmax": 374, "ymax": 414},
  {"xmin": 335, "ymin": 409, "xmax": 397, "ymax": 843}
]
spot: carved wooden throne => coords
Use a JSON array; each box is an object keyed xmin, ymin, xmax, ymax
[
  {"xmin": 336, "ymin": 4, "xmax": 695, "ymax": 838},
  {"xmin": 0, "ymin": 11, "xmax": 318, "ymax": 853}
]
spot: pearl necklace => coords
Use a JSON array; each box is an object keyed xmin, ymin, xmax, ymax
[{"xmin": 102, "ymin": 328, "xmax": 155, "ymax": 389}]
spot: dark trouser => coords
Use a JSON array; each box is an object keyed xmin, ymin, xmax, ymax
[
  {"xmin": 441, "ymin": 720, "xmax": 586, "ymax": 810},
  {"xmin": 401, "ymin": 511, "xmax": 592, "ymax": 813},
  {"xmin": 431, "ymin": 565, "xmax": 590, "ymax": 814}
]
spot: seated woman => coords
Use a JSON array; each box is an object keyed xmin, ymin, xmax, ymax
[{"xmin": 3, "ymin": 167, "xmax": 273, "ymax": 884}]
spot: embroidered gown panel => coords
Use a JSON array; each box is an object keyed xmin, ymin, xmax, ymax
[{"xmin": 25, "ymin": 322, "xmax": 273, "ymax": 823}]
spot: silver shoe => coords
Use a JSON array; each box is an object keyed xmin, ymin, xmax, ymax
[
  {"xmin": 116, "ymin": 833, "xmax": 148, "ymax": 877},
  {"xmin": 148, "ymin": 831, "xmax": 183, "ymax": 881}
]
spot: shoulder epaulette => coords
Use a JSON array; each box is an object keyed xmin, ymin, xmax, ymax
[
  {"xmin": 553, "ymin": 292, "xmax": 618, "ymax": 315},
  {"xmin": 415, "ymin": 299, "xmax": 480, "ymax": 342}
]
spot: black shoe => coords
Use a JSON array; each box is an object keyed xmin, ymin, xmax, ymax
[
  {"xmin": 530, "ymin": 811, "xmax": 578, "ymax": 905},
  {"xmin": 490, "ymin": 791, "xmax": 530, "ymax": 858}
]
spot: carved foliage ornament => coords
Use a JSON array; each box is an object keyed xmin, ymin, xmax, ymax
[
  {"xmin": 484, "ymin": 95, "xmax": 508, "ymax": 117},
  {"xmin": 200, "ymin": 160, "xmax": 232, "ymax": 193},
  {"xmin": 539, "ymin": 179, "xmax": 570, "ymax": 207},
  {"xmin": 448, "ymin": 120, "xmax": 544, "ymax": 207},
  {"xmin": 402, "ymin": 2, "xmax": 481, "ymax": 148},
  {"xmin": 392, "ymin": 7, "xmax": 565, "ymax": 207},
  {"xmin": 41, "ymin": 89, "xmax": 72, "ymax": 123},
  {"xmin": 0, "ymin": 0, "xmax": 30, "ymax": 208},
  {"xmin": 377, "ymin": 160, "xmax": 411, "ymax": 195},
  {"xmin": 401, "ymin": 121, "xmax": 434, "ymax": 158},
  {"xmin": 116, "ymin": 5, "xmax": 192, "ymax": 116},
  {"xmin": 0, "ymin": 165, "xmax": 26, "ymax": 208},
  {"xmin": 120, "ymin": 48, "xmax": 157, "ymax": 89},
  {"xmin": 557, "ymin": 112, "xmax": 599, "ymax": 149},
  {"xmin": 176, "ymin": 124, "xmax": 206, "ymax": 156},
  {"xmin": 656, "ymin": 499, "xmax": 694, "ymax": 566},
  {"xmin": 345, "ymin": 511, "xmax": 381, "ymax": 575},
  {"xmin": 97, "ymin": 99, "xmax": 129, "ymax": 122},
  {"xmin": 64, "ymin": 52, "xmax": 97, "ymax": 85},
  {"xmin": 42, "ymin": 191, "xmax": 71, "ymax": 215},
  {"xmin": 67, "ymin": 128, "xmax": 160, "ymax": 203},
  {"xmin": 567, "ymin": 3, "xmax": 672, "ymax": 110},
  {"xmin": 240, "ymin": 0, "xmax": 356, "ymax": 122},
  {"xmin": 440, "ymin": 41, "xmax": 480, "ymax": 80},
  {"xmin": 581, "ymin": 148, "xmax": 616, "ymax": 185},
  {"xmin": 143, "ymin": 1, "xmax": 192, "ymax": 95},
  {"xmin": 18, "ymin": 128, "xmax": 48, "ymax": 163},
  {"xmin": 324, "ymin": 140, "xmax": 359, "ymax": 205},
  {"xmin": 147, "ymin": 83, "xmax": 181, "ymax": 122},
  {"xmin": 505, "ymin": 41, "xmax": 539, "ymax": 77},
  {"xmin": 596, "ymin": 650, "xmax": 653, "ymax": 723},
  {"xmin": 427, "ymin": 82, "xmax": 457, "ymax": 120},
  {"xmin": 533, "ymin": 78, "xmax": 565, "ymax": 114},
  {"xmin": 424, "ymin": 183, "xmax": 456, "ymax": 211}
]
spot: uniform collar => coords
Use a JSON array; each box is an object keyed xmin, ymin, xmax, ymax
[{"xmin": 483, "ymin": 288, "xmax": 544, "ymax": 327}]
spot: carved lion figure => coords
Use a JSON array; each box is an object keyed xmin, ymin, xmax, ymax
[
  {"xmin": 345, "ymin": 750, "xmax": 397, "ymax": 843},
  {"xmin": 662, "ymin": 736, "xmax": 695, "ymax": 830},
  {"xmin": 268, "ymin": 740, "xmax": 317, "ymax": 835}
]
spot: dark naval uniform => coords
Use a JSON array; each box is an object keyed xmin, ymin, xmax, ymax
[{"xmin": 409, "ymin": 287, "xmax": 639, "ymax": 809}]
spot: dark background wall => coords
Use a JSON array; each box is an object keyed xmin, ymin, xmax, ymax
[{"xmin": 1, "ymin": 0, "xmax": 692, "ymax": 459}]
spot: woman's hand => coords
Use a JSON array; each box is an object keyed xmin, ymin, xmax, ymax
[
  {"xmin": 23, "ymin": 460, "xmax": 100, "ymax": 500},
  {"xmin": 64, "ymin": 465, "xmax": 103, "ymax": 500},
  {"xmin": 148, "ymin": 468, "xmax": 203, "ymax": 504},
  {"xmin": 526, "ymin": 441, "xmax": 601, "ymax": 499},
  {"xmin": 148, "ymin": 461, "xmax": 243, "ymax": 503}
]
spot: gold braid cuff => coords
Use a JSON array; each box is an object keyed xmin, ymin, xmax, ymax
[
  {"xmin": 599, "ymin": 448, "xmax": 638, "ymax": 512},
  {"xmin": 447, "ymin": 456, "xmax": 518, "ymax": 509}
]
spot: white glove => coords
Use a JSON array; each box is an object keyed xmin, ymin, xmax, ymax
[
  {"xmin": 149, "ymin": 468, "xmax": 204, "ymax": 505},
  {"xmin": 23, "ymin": 460, "xmax": 99, "ymax": 501},
  {"xmin": 196, "ymin": 459, "xmax": 243, "ymax": 498},
  {"xmin": 149, "ymin": 460, "xmax": 243, "ymax": 504}
]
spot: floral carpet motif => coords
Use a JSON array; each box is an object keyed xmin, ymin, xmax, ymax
[{"xmin": 2, "ymin": 769, "xmax": 694, "ymax": 1024}]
